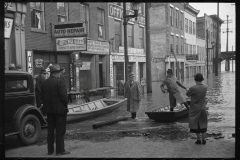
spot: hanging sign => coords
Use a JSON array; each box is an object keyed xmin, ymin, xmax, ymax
[
  {"xmin": 52, "ymin": 22, "xmax": 86, "ymax": 37},
  {"xmin": 34, "ymin": 59, "xmax": 44, "ymax": 68},
  {"xmin": 56, "ymin": 37, "xmax": 87, "ymax": 51},
  {"xmin": 4, "ymin": 18, "xmax": 13, "ymax": 38},
  {"xmin": 26, "ymin": 51, "xmax": 33, "ymax": 74}
]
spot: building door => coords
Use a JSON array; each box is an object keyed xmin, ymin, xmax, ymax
[
  {"xmin": 57, "ymin": 54, "xmax": 70, "ymax": 90},
  {"xmin": 99, "ymin": 63, "xmax": 103, "ymax": 87}
]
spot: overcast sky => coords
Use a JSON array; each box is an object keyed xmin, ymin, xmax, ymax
[{"xmin": 189, "ymin": 2, "xmax": 236, "ymax": 52}]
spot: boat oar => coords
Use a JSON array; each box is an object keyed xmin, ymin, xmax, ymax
[{"xmin": 92, "ymin": 116, "xmax": 129, "ymax": 129}]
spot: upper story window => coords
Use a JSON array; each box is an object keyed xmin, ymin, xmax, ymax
[
  {"xmin": 176, "ymin": 36, "xmax": 179, "ymax": 53},
  {"xmin": 57, "ymin": 3, "xmax": 68, "ymax": 22},
  {"xmin": 181, "ymin": 12, "xmax": 183, "ymax": 30},
  {"xmin": 190, "ymin": 44, "xmax": 192, "ymax": 54},
  {"xmin": 30, "ymin": 2, "xmax": 45, "ymax": 30},
  {"xmin": 97, "ymin": 8, "xmax": 105, "ymax": 39},
  {"xmin": 126, "ymin": 3, "xmax": 133, "ymax": 10},
  {"xmin": 185, "ymin": 18, "xmax": 188, "ymax": 33},
  {"xmin": 193, "ymin": 22, "xmax": 195, "ymax": 35},
  {"xmin": 138, "ymin": 3, "xmax": 144, "ymax": 15},
  {"xmin": 139, "ymin": 27, "xmax": 144, "ymax": 49},
  {"xmin": 114, "ymin": 20, "xmax": 122, "ymax": 52},
  {"xmin": 189, "ymin": 20, "xmax": 192, "ymax": 34},
  {"xmin": 176, "ymin": 10, "xmax": 179, "ymax": 28},
  {"xmin": 128, "ymin": 24, "xmax": 133, "ymax": 47},
  {"xmin": 170, "ymin": 7, "xmax": 173, "ymax": 26},
  {"xmin": 114, "ymin": 2, "xmax": 121, "ymax": 6},
  {"xmin": 80, "ymin": 3, "xmax": 89, "ymax": 35}
]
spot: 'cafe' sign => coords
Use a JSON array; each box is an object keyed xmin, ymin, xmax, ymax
[{"xmin": 108, "ymin": 3, "xmax": 145, "ymax": 25}]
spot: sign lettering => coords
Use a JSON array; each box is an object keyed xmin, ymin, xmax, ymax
[
  {"xmin": 56, "ymin": 37, "xmax": 87, "ymax": 51},
  {"xmin": 4, "ymin": 18, "xmax": 13, "ymax": 38}
]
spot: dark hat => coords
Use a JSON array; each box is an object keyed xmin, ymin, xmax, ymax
[
  {"xmin": 49, "ymin": 64, "xmax": 63, "ymax": 73},
  {"xmin": 166, "ymin": 69, "xmax": 173, "ymax": 74},
  {"xmin": 128, "ymin": 72, "xmax": 135, "ymax": 78},
  {"xmin": 40, "ymin": 69, "xmax": 47, "ymax": 74},
  {"xmin": 194, "ymin": 73, "xmax": 204, "ymax": 81}
]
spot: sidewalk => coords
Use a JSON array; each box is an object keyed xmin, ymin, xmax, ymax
[{"xmin": 5, "ymin": 136, "xmax": 235, "ymax": 158}]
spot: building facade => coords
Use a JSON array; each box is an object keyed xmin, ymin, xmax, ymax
[
  {"xmin": 149, "ymin": 3, "xmax": 185, "ymax": 82},
  {"xmin": 5, "ymin": 2, "xmax": 27, "ymax": 70},
  {"xmin": 108, "ymin": 2, "xmax": 147, "ymax": 95},
  {"xmin": 24, "ymin": 2, "xmax": 110, "ymax": 92}
]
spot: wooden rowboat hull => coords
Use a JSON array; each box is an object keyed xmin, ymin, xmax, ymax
[{"xmin": 67, "ymin": 98, "xmax": 126, "ymax": 122}]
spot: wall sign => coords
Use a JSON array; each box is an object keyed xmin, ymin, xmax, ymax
[
  {"xmin": 87, "ymin": 40, "xmax": 109, "ymax": 55},
  {"xmin": 52, "ymin": 22, "xmax": 86, "ymax": 37},
  {"xmin": 186, "ymin": 54, "xmax": 198, "ymax": 60},
  {"xmin": 34, "ymin": 59, "xmax": 44, "ymax": 68},
  {"xmin": 119, "ymin": 46, "xmax": 144, "ymax": 55},
  {"xmin": 80, "ymin": 62, "xmax": 91, "ymax": 70},
  {"xmin": 4, "ymin": 18, "xmax": 13, "ymax": 38},
  {"xmin": 56, "ymin": 37, "xmax": 87, "ymax": 51},
  {"xmin": 26, "ymin": 51, "xmax": 33, "ymax": 74}
]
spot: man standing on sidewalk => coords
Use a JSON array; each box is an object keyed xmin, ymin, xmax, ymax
[
  {"xmin": 41, "ymin": 64, "xmax": 70, "ymax": 156},
  {"xmin": 160, "ymin": 69, "xmax": 189, "ymax": 111},
  {"xmin": 35, "ymin": 69, "xmax": 47, "ymax": 109},
  {"xmin": 124, "ymin": 72, "xmax": 142, "ymax": 119}
]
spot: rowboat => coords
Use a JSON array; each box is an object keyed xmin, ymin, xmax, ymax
[
  {"xmin": 145, "ymin": 97, "xmax": 208, "ymax": 122},
  {"xmin": 67, "ymin": 98, "xmax": 127, "ymax": 122}
]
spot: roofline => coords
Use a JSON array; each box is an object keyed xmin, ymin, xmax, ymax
[
  {"xmin": 185, "ymin": 4, "xmax": 199, "ymax": 15},
  {"xmin": 209, "ymin": 14, "xmax": 224, "ymax": 24}
]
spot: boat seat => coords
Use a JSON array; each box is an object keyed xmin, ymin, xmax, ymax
[
  {"xmin": 101, "ymin": 101, "xmax": 108, "ymax": 107},
  {"xmin": 94, "ymin": 101, "xmax": 104, "ymax": 109},
  {"xmin": 81, "ymin": 105, "xmax": 90, "ymax": 111},
  {"xmin": 72, "ymin": 107, "xmax": 81, "ymax": 112},
  {"xmin": 88, "ymin": 102, "xmax": 98, "ymax": 110}
]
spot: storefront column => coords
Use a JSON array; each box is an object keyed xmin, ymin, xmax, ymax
[{"xmin": 91, "ymin": 55, "xmax": 99, "ymax": 89}]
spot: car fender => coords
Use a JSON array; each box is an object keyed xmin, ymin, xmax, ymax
[{"xmin": 11, "ymin": 104, "xmax": 47, "ymax": 133}]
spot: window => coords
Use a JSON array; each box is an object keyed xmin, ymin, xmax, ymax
[
  {"xmin": 139, "ymin": 27, "xmax": 144, "ymax": 49},
  {"xmin": 5, "ymin": 78, "xmax": 28, "ymax": 93},
  {"xmin": 138, "ymin": 3, "xmax": 144, "ymax": 15},
  {"xmin": 185, "ymin": 43, "xmax": 188, "ymax": 54},
  {"xmin": 114, "ymin": 20, "xmax": 121, "ymax": 51},
  {"xmin": 170, "ymin": 35, "xmax": 174, "ymax": 52},
  {"xmin": 30, "ymin": 2, "xmax": 45, "ymax": 30},
  {"xmin": 176, "ymin": 36, "xmax": 179, "ymax": 53},
  {"xmin": 185, "ymin": 18, "xmax": 188, "ymax": 33},
  {"xmin": 114, "ymin": 2, "xmax": 121, "ymax": 6},
  {"xmin": 97, "ymin": 8, "xmax": 105, "ymax": 39},
  {"xmin": 170, "ymin": 7, "xmax": 173, "ymax": 26},
  {"xmin": 57, "ymin": 3, "xmax": 68, "ymax": 22},
  {"xmin": 181, "ymin": 13, "xmax": 183, "ymax": 29},
  {"xmin": 190, "ymin": 45, "xmax": 192, "ymax": 55},
  {"xmin": 189, "ymin": 20, "xmax": 192, "ymax": 34},
  {"xmin": 128, "ymin": 24, "xmax": 133, "ymax": 47},
  {"xmin": 193, "ymin": 22, "xmax": 195, "ymax": 35},
  {"xmin": 193, "ymin": 45, "xmax": 196, "ymax": 54},
  {"xmin": 176, "ymin": 10, "xmax": 179, "ymax": 28},
  {"xmin": 80, "ymin": 3, "xmax": 89, "ymax": 35},
  {"xmin": 126, "ymin": 3, "xmax": 133, "ymax": 10}
]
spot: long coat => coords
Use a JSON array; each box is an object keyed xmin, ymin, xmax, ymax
[
  {"xmin": 41, "ymin": 76, "xmax": 69, "ymax": 114},
  {"xmin": 35, "ymin": 75, "xmax": 45, "ymax": 107},
  {"xmin": 186, "ymin": 83, "xmax": 208, "ymax": 129},
  {"xmin": 124, "ymin": 80, "xmax": 142, "ymax": 112}
]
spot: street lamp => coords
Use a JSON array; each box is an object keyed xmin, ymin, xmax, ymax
[{"xmin": 123, "ymin": 2, "xmax": 139, "ymax": 82}]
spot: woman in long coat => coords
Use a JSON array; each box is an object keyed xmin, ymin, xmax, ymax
[
  {"xmin": 124, "ymin": 72, "xmax": 142, "ymax": 119},
  {"xmin": 186, "ymin": 73, "xmax": 208, "ymax": 145}
]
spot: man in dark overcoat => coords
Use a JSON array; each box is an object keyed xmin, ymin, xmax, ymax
[
  {"xmin": 41, "ymin": 64, "xmax": 70, "ymax": 156},
  {"xmin": 35, "ymin": 69, "xmax": 47, "ymax": 108}
]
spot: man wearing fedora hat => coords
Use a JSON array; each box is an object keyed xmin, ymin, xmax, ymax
[
  {"xmin": 187, "ymin": 73, "xmax": 208, "ymax": 145},
  {"xmin": 124, "ymin": 72, "xmax": 142, "ymax": 119},
  {"xmin": 160, "ymin": 69, "xmax": 189, "ymax": 111},
  {"xmin": 41, "ymin": 64, "xmax": 70, "ymax": 156},
  {"xmin": 35, "ymin": 68, "xmax": 47, "ymax": 109}
]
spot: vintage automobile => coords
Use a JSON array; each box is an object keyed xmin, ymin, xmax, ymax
[{"xmin": 5, "ymin": 70, "xmax": 47, "ymax": 145}]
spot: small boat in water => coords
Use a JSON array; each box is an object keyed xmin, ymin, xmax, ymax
[
  {"xmin": 145, "ymin": 97, "xmax": 208, "ymax": 122},
  {"xmin": 67, "ymin": 98, "xmax": 127, "ymax": 122}
]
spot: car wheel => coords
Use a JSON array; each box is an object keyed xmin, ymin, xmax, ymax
[{"xmin": 17, "ymin": 114, "xmax": 41, "ymax": 145}]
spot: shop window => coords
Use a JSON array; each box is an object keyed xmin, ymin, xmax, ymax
[
  {"xmin": 57, "ymin": 2, "xmax": 68, "ymax": 22},
  {"xmin": 30, "ymin": 2, "xmax": 45, "ymax": 31},
  {"xmin": 139, "ymin": 27, "xmax": 144, "ymax": 49},
  {"xmin": 114, "ymin": 2, "xmax": 121, "ymax": 6},
  {"xmin": 97, "ymin": 8, "xmax": 105, "ymax": 39},
  {"xmin": 127, "ymin": 24, "xmax": 133, "ymax": 47},
  {"xmin": 80, "ymin": 3, "xmax": 89, "ymax": 35},
  {"xmin": 114, "ymin": 20, "xmax": 122, "ymax": 52}
]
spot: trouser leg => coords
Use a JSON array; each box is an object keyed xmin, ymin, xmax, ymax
[
  {"xmin": 196, "ymin": 133, "xmax": 201, "ymax": 140},
  {"xmin": 47, "ymin": 114, "xmax": 55, "ymax": 153},
  {"xmin": 182, "ymin": 102, "xmax": 190, "ymax": 110},
  {"xmin": 55, "ymin": 114, "xmax": 67, "ymax": 154},
  {"xmin": 169, "ymin": 93, "xmax": 176, "ymax": 111},
  {"xmin": 201, "ymin": 132, "xmax": 206, "ymax": 141},
  {"xmin": 131, "ymin": 112, "xmax": 136, "ymax": 119}
]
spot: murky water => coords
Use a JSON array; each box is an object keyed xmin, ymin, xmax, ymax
[{"xmin": 67, "ymin": 70, "xmax": 235, "ymax": 140}]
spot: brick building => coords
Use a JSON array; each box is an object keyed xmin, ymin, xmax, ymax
[
  {"xmin": 24, "ymin": 2, "xmax": 110, "ymax": 92},
  {"xmin": 108, "ymin": 2, "xmax": 147, "ymax": 95},
  {"xmin": 149, "ymin": 3, "xmax": 185, "ymax": 83}
]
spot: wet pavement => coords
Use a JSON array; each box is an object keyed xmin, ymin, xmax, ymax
[{"xmin": 5, "ymin": 71, "xmax": 235, "ymax": 150}]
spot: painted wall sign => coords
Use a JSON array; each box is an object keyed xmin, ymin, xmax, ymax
[
  {"xmin": 119, "ymin": 46, "xmax": 144, "ymax": 55},
  {"xmin": 108, "ymin": 3, "xmax": 145, "ymax": 25},
  {"xmin": 52, "ymin": 22, "xmax": 86, "ymax": 37},
  {"xmin": 56, "ymin": 37, "xmax": 87, "ymax": 51},
  {"xmin": 111, "ymin": 55, "xmax": 146, "ymax": 62},
  {"xmin": 69, "ymin": 63, "xmax": 74, "ymax": 90},
  {"xmin": 26, "ymin": 51, "xmax": 33, "ymax": 74},
  {"xmin": 186, "ymin": 54, "xmax": 198, "ymax": 60},
  {"xmin": 80, "ymin": 62, "xmax": 91, "ymax": 70},
  {"xmin": 110, "ymin": 55, "xmax": 114, "ymax": 96},
  {"xmin": 5, "ymin": 2, "xmax": 16, "ymax": 11},
  {"xmin": 4, "ymin": 18, "xmax": 13, "ymax": 38},
  {"xmin": 87, "ymin": 40, "xmax": 109, "ymax": 55},
  {"xmin": 76, "ymin": 67, "xmax": 80, "ymax": 91}
]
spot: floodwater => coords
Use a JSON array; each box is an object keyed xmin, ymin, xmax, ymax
[{"xmin": 66, "ymin": 68, "xmax": 235, "ymax": 140}]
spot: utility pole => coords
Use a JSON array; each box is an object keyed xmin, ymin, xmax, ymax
[
  {"xmin": 206, "ymin": 29, "xmax": 209, "ymax": 79},
  {"xmin": 232, "ymin": 45, "xmax": 234, "ymax": 72},
  {"xmin": 145, "ymin": 3, "xmax": 152, "ymax": 93},
  {"xmin": 215, "ymin": 3, "xmax": 219, "ymax": 76},
  {"xmin": 123, "ymin": 3, "xmax": 129, "ymax": 83},
  {"xmin": 223, "ymin": 15, "xmax": 232, "ymax": 71}
]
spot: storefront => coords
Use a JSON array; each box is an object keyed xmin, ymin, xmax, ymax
[{"xmin": 110, "ymin": 47, "xmax": 146, "ymax": 96}]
